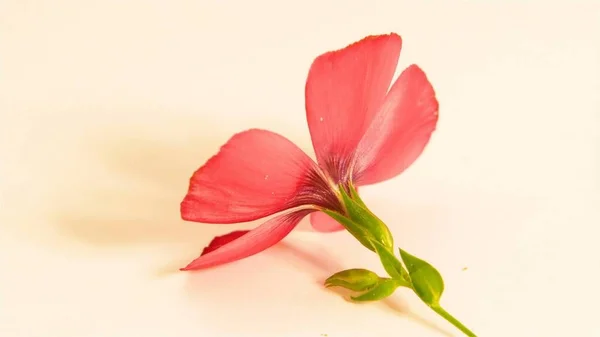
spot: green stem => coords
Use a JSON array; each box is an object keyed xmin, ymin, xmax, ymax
[{"xmin": 431, "ymin": 305, "xmax": 477, "ymax": 337}]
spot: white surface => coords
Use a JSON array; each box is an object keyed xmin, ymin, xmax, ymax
[{"xmin": 1, "ymin": 1, "xmax": 599, "ymax": 336}]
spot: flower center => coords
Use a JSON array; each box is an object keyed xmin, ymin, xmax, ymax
[
  {"xmin": 321, "ymin": 154, "xmax": 355, "ymax": 185},
  {"xmin": 289, "ymin": 166, "xmax": 345, "ymax": 213}
]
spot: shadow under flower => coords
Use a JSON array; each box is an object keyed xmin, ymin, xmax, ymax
[{"xmin": 382, "ymin": 298, "xmax": 455, "ymax": 337}]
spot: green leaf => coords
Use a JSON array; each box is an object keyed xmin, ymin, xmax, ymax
[
  {"xmin": 339, "ymin": 186, "xmax": 394, "ymax": 249},
  {"xmin": 399, "ymin": 248, "xmax": 445, "ymax": 305},
  {"xmin": 322, "ymin": 210, "xmax": 375, "ymax": 251},
  {"xmin": 324, "ymin": 268, "xmax": 380, "ymax": 292},
  {"xmin": 350, "ymin": 278, "xmax": 401, "ymax": 302},
  {"xmin": 369, "ymin": 239, "xmax": 407, "ymax": 282}
]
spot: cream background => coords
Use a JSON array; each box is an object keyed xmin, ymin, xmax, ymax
[{"xmin": 1, "ymin": 1, "xmax": 599, "ymax": 336}]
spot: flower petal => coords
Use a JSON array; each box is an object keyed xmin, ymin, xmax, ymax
[
  {"xmin": 181, "ymin": 129, "xmax": 316, "ymax": 224},
  {"xmin": 181, "ymin": 210, "xmax": 313, "ymax": 270},
  {"xmin": 354, "ymin": 65, "xmax": 439, "ymax": 185},
  {"xmin": 305, "ymin": 33, "xmax": 402, "ymax": 182},
  {"xmin": 200, "ymin": 230, "xmax": 249, "ymax": 256},
  {"xmin": 309, "ymin": 211, "xmax": 345, "ymax": 232}
]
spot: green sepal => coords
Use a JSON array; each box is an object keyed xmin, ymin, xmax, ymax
[
  {"xmin": 347, "ymin": 182, "xmax": 367, "ymax": 208},
  {"xmin": 338, "ymin": 186, "xmax": 394, "ymax": 249},
  {"xmin": 322, "ymin": 209, "xmax": 375, "ymax": 251},
  {"xmin": 350, "ymin": 278, "xmax": 401, "ymax": 302},
  {"xmin": 324, "ymin": 268, "xmax": 380, "ymax": 292},
  {"xmin": 369, "ymin": 239, "xmax": 408, "ymax": 283},
  {"xmin": 399, "ymin": 248, "xmax": 445, "ymax": 306}
]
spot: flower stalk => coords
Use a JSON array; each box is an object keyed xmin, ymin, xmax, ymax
[{"xmin": 325, "ymin": 184, "xmax": 477, "ymax": 337}]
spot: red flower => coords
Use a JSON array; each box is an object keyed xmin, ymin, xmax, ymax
[{"xmin": 180, "ymin": 33, "xmax": 439, "ymax": 271}]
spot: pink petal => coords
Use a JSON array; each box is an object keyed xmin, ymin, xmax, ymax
[
  {"xmin": 181, "ymin": 210, "xmax": 313, "ymax": 270},
  {"xmin": 305, "ymin": 33, "xmax": 402, "ymax": 182},
  {"xmin": 200, "ymin": 230, "xmax": 249, "ymax": 256},
  {"xmin": 181, "ymin": 129, "xmax": 317, "ymax": 224},
  {"xmin": 309, "ymin": 211, "xmax": 345, "ymax": 232},
  {"xmin": 354, "ymin": 65, "xmax": 439, "ymax": 185}
]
